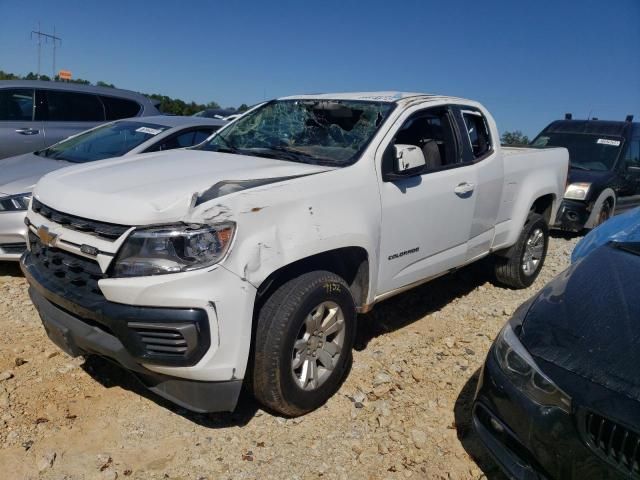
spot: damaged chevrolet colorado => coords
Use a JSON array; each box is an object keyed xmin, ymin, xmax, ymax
[{"xmin": 20, "ymin": 92, "xmax": 568, "ymax": 416}]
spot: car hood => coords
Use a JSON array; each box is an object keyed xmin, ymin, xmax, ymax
[
  {"xmin": 0, "ymin": 153, "xmax": 70, "ymax": 196},
  {"xmin": 567, "ymin": 168, "xmax": 615, "ymax": 196},
  {"xmin": 33, "ymin": 149, "xmax": 333, "ymax": 225},
  {"xmin": 520, "ymin": 244, "xmax": 640, "ymax": 402}
]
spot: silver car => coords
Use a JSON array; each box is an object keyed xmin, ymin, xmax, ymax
[
  {"xmin": 0, "ymin": 115, "xmax": 226, "ymax": 260},
  {"xmin": 0, "ymin": 80, "xmax": 162, "ymax": 159}
]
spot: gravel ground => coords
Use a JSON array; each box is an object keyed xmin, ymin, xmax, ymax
[{"xmin": 0, "ymin": 235, "xmax": 578, "ymax": 480}]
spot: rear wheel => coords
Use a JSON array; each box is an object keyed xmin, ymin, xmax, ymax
[
  {"xmin": 494, "ymin": 213, "xmax": 549, "ymax": 289},
  {"xmin": 250, "ymin": 271, "xmax": 356, "ymax": 416}
]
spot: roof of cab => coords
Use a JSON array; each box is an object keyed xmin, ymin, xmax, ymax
[
  {"xmin": 542, "ymin": 119, "xmax": 639, "ymax": 137},
  {"xmin": 278, "ymin": 91, "xmax": 468, "ymax": 104}
]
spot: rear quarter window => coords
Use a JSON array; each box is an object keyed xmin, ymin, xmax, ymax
[
  {"xmin": 462, "ymin": 110, "xmax": 492, "ymax": 159},
  {"xmin": 100, "ymin": 96, "xmax": 142, "ymax": 120}
]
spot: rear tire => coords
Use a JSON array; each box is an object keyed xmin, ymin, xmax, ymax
[
  {"xmin": 251, "ymin": 271, "xmax": 356, "ymax": 417},
  {"xmin": 494, "ymin": 213, "xmax": 549, "ymax": 289}
]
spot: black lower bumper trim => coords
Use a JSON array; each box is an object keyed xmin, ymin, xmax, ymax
[
  {"xmin": 21, "ymin": 251, "xmax": 210, "ymax": 367},
  {"xmin": 29, "ymin": 287, "xmax": 241, "ymax": 413},
  {"xmin": 553, "ymin": 200, "xmax": 590, "ymax": 232}
]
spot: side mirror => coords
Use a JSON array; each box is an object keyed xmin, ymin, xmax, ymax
[{"xmin": 382, "ymin": 144, "xmax": 425, "ymax": 182}]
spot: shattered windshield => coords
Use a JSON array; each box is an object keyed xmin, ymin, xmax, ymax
[
  {"xmin": 201, "ymin": 99, "xmax": 395, "ymax": 166},
  {"xmin": 531, "ymin": 132, "xmax": 624, "ymax": 171}
]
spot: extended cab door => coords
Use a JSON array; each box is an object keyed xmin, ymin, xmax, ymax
[
  {"xmin": 453, "ymin": 107, "xmax": 504, "ymax": 260},
  {"xmin": 375, "ymin": 104, "xmax": 478, "ymax": 294}
]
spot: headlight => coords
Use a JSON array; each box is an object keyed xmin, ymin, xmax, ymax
[
  {"xmin": 0, "ymin": 193, "xmax": 31, "ymax": 212},
  {"xmin": 494, "ymin": 323, "xmax": 572, "ymax": 413},
  {"xmin": 564, "ymin": 183, "xmax": 591, "ymax": 200},
  {"xmin": 113, "ymin": 223, "xmax": 235, "ymax": 277}
]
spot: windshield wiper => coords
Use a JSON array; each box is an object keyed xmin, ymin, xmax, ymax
[
  {"xmin": 570, "ymin": 163, "xmax": 590, "ymax": 171},
  {"xmin": 256, "ymin": 146, "xmax": 341, "ymax": 166}
]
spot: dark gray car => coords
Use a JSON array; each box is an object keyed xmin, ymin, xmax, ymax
[{"xmin": 0, "ymin": 80, "xmax": 162, "ymax": 159}]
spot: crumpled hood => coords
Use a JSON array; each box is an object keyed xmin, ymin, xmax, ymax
[
  {"xmin": 33, "ymin": 149, "xmax": 331, "ymax": 225},
  {"xmin": 0, "ymin": 153, "xmax": 69, "ymax": 196},
  {"xmin": 521, "ymin": 244, "xmax": 640, "ymax": 402}
]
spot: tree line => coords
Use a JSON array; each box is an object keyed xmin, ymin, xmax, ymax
[{"xmin": 0, "ymin": 69, "xmax": 250, "ymax": 116}]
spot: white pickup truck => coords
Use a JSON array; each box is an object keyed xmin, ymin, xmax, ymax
[{"xmin": 21, "ymin": 92, "xmax": 568, "ymax": 416}]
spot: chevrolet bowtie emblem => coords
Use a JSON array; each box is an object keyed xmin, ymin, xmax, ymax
[{"xmin": 37, "ymin": 225, "xmax": 58, "ymax": 247}]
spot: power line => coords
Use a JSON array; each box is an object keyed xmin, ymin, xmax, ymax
[{"xmin": 31, "ymin": 23, "xmax": 62, "ymax": 79}]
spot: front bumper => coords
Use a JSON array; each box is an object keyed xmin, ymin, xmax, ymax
[
  {"xmin": 28, "ymin": 286, "xmax": 242, "ymax": 413},
  {"xmin": 0, "ymin": 210, "xmax": 28, "ymax": 260},
  {"xmin": 552, "ymin": 199, "xmax": 590, "ymax": 232},
  {"xmin": 21, "ymin": 243, "xmax": 257, "ymax": 413},
  {"xmin": 473, "ymin": 348, "xmax": 627, "ymax": 480}
]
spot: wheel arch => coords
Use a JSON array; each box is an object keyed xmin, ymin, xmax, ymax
[
  {"xmin": 254, "ymin": 246, "xmax": 371, "ymax": 312},
  {"xmin": 584, "ymin": 188, "xmax": 616, "ymax": 229},
  {"xmin": 530, "ymin": 193, "xmax": 556, "ymax": 224}
]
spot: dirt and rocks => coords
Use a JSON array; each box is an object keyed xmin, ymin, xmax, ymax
[{"xmin": 0, "ymin": 235, "xmax": 578, "ymax": 480}]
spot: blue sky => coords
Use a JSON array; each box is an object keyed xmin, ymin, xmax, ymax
[{"xmin": 1, "ymin": 0, "xmax": 638, "ymax": 136}]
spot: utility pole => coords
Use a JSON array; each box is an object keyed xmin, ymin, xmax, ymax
[{"xmin": 31, "ymin": 24, "xmax": 61, "ymax": 79}]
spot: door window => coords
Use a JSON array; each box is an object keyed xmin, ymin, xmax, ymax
[
  {"xmin": 36, "ymin": 90, "xmax": 105, "ymax": 121},
  {"xmin": 462, "ymin": 110, "xmax": 492, "ymax": 159},
  {"xmin": 100, "ymin": 96, "xmax": 142, "ymax": 120},
  {"xmin": 623, "ymin": 137, "xmax": 640, "ymax": 167},
  {"xmin": 0, "ymin": 89, "xmax": 33, "ymax": 121},
  {"xmin": 391, "ymin": 107, "xmax": 459, "ymax": 171},
  {"xmin": 145, "ymin": 127, "xmax": 218, "ymax": 152}
]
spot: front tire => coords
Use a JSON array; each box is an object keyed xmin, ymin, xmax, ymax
[
  {"xmin": 494, "ymin": 212, "xmax": 549, "ymax": 289},
  {"xmin": 594, "ymin": 200, "xmax": 613, "ymax": 228},
  {"xmin": 251, "ymin": 271, "xmax": 356, "ymax": 416}
]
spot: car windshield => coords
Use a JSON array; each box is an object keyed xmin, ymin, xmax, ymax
[
  {"xmin": 200, "ymin": 99, "xmax": 395, "ymax": 166},
  {"xmin": 35, "ymin": 121, "xmax": 170, "ymax": 163},
  {"xmin": 531, "ymin": 132, "xmax": 624, "ymax": 171}
]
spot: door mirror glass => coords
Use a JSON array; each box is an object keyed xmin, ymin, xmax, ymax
[{"xmin": 394, "ymin": 144, "xmax": 425, "ymax": 174}]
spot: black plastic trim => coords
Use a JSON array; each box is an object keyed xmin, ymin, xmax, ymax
[
  {"xmin": 29, "ymin": 287, "xmax": 240, "ymax": 413},
  {"xmin": 21, "ymin": 251, "xmax": 211, "ymax": 367}
]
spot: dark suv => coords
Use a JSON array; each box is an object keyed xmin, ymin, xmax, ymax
[
  {"xmin": 0, "ymin": 80, "xmax": 161, "ymax": 159},
  {"xmin": 531, "ymin": 115, "xmax": 640, "ymax": 231}
]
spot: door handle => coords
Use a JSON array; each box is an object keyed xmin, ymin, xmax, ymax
[
  {"xmin": 15, "ymin": 128, "xmax": 40, "ymax": 136},
  {"xmin": 454, "ymin": 182, "xmax": 475, "ymax": 196}
]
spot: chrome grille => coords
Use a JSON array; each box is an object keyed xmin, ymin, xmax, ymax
[
  {"xmin": 29, "ymin": 233, "xmax": 105, "ymax": 299},
  {"xmin": 32, "ymin": 199, "xmax": 129, "ymax": 240}
]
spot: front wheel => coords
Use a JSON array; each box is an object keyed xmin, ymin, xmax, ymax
[
  {"xmin": 250, "ymin": 271, "xmax": 356, "ymax": 416},
  {"xmin": 494, "ymin": 213, "xmax": 549, "ymax": 289},
  {"xmin": 594, "ymin": 200, "xmax": 613, "ymax": 228}
]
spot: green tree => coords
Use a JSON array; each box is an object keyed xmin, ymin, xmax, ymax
[
  {"xmin": 96, "ymin": 80, "xmax": 115, "ymax": 88},
  {"xmin": 501, "ymin": 130, "xmax": 530, "ymax": 145},
  {"xmin": 237, "ymin": 103, "xmax": 249, "ymax": 112},
  {"xmin": 0, "ymin": 70, "xmax": 19, "ymax": 80}
]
